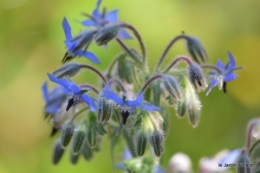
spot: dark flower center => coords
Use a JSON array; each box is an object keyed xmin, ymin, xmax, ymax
[{"xmin": 122, "ymin": 110, "xmax": 130, "ymax": 125}]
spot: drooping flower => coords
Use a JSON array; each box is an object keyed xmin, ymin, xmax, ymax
[
  {"xmin": 81, "ymin": 0, "xmax": 132, "ymax": 39},
  {"xmin": 62, "ymin": 17, "xmax": 100, "ymax": 64},
  {"xmin": 206, "ymin": 52, "xmax": 243, "ymax": 95},
  {"xmin": 47, "ymin": 73, "xmax": 97, "ymax": 112},
  {"xmin": 102, "ymin": 84, "xmax": 160, "ymax": 124}
]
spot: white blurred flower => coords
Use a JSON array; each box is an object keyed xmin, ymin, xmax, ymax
[{"xmin": 167, "ymin": 153, "xmax": 192, "ymax": 173}]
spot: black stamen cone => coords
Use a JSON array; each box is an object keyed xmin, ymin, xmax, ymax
[
  {"xmin": 50, "ymin": 126, "xmax": 58, "ymax": 137},
  {"xmin": 66, "ymin": 98, "xmax": 76, "ymax": 111},
  {"xmin": 223, "ymin": 82, "xmax": 227, "ymax": 93},
  {"xmin": 62, "ymin": 52, "xmax": 74, "ymax": 64},
  {"xmin": 122, "ymin": 111, "xmax": 130, "ymax": 125}
]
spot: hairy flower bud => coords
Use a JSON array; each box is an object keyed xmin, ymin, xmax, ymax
[
  {"xmin": 81, "ymin": 141, "xmax": 93, "ymax": 161},
  {"xmin": 72, "ymin": 129, "xmax": 85, "ymax": 154},
  {"xmin": 95, "ymin": 24, "xmax": 120, "ymax": 45},
  {"xmin": 98, "ymin": 98, "xmax": 113, "ymax": 123},
  {"xmin": 186, "ymin": 36, "xmax": 208, "ymax": 64},
  {"xmin": 70, "ymin": 30, "xmax": 96, "ymax": 53},
  {"xmin": 188, "ymin": 63, "xmax": 207, "ymax": 92},
  {"xmin": 86, "ymin": 124, "xmax": 96, "ymax": 147},
  {"xmin": 136, "ymin": 132, "xmax": 147, "ymax": 156},
  {"xmin": 177, "ymin": 97, "xmax": 187, "ymax": 118},
  {"xmin": 52, "ymin": 63, "xmax": 81, "ymax": 78},
  {"xmin": 52, "ymin": 139, "xmax": 65, "ymax": 165},
  {"xmin": 237, "ymin": 149, "xmax": 252, "ymax": 173},
  {"xmin": 150, "ymin": 130, "xmax": 164, "ymax": 157},
  {"xmin": 162, "ymin": 75, "xmax": 183, "ymax": 100},
  {"xmin": 70, "ymin": 151, "xmax": 80, "ymax": 165},
  {"xmin": 118, "ymin": 56, "xmax": 134, "ymax": 84},
  {"xmin": 61, "ymin": 122, "xmax": 74, "ymax": 148},
  {"xmin": 152, "ymin": 80, "xmax": 161, "ymax": 106}
]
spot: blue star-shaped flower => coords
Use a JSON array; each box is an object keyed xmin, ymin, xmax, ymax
[
  {"xmin": 41, "ymin": 82, "xmax": 68, "ymax": 114},
  {"xmin": 206, "ymin": 52, "xmax": 242, "ymax": 95},
  {"xmin": 81, "ymin": 0, "xmax": 132, "ymax": 39},
  {"xmin": 62, "ymin": 17, "xmax": 100, "ymax": 64},
  {"xmin": 47, "ymin": 73, "xmax": 97, "ymax": 112},
  {"xmin": 103, "ymin": 84, "xmax": 160, "ymax": 124}
]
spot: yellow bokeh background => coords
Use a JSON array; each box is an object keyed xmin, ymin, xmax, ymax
[{"xmin": 1, "ymin": 0, "xmax": 260, "ymax": 172}]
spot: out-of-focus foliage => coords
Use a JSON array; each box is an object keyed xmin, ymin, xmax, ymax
[{"xmin": 0, "ymin": 0, "xmax": 260, "ymax": 172}]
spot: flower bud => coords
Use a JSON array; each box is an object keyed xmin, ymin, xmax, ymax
[
  {"xmin": 237, "ymin": 149, "xmax": 252, "ymax": 173},
  {"xmin": 188, "ymin": 63, "xmax": 207, "ymax": 92},
  {"xmin": 81, "ymin": 141, "xmax": 93, "ymax": 161},
  {"xmin": 167, "ymin": 153, "xmax": 192, "ymax": 173},
  {"xmin": 152, "ymin": 80, "xmax": 161, "ymax": 106},
  {"xmin": 86, "ymin": 124, "xmax": 97, "ymax": 147},
  {"xmin": 70, "ymin": 151, "xmax": 80, "ymax": 165},
  {"xmin": 95, "ymin": 24, "xmax": 120, "ymax": 45},
  {"xmin": 150, "ymin": 131, "xmax": 164, "ymax": 157},
  {"xmin": 61, "ymin": 122, "xmax": 74, "ymax": 148},
  {"xmin": 52, "ymin": 139, "xmax": 65, "ymax": 165},
  {"xmin": 186, "ymin": 36, "xmax": 208, "ymax": 64},
  {"xmin": 52, "ymin": 63, "xmax": 81, "ymax": 78},
  {"xmin": 177, "ymin": 97, "xmax": 187, "ymax": 118},
  {"xmin": 136, "ymin": 132, "xmax": 147, "ymax": 156},
  {"xmin": 162, "ymin": 75, "xmax": 183, "ymax": 100},
  {"xmin": 72, "ymin": 130, "xmax": 85, "ymax": 154},
  {"xmin": 118, "ymin": 57, "xmax": 134, "ymax": 84},
  {"xmin": 70, "ymin": 30, "xmax": 96, "ymax": 53},
  {"xmin": 98, "ymin": 98, "xmax": 113, "ymax": 123}
]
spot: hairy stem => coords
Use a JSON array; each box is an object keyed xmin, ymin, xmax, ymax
[
  {"xmin": 108, "ymin": 78, "xmax": 127, "ymax": 92},
  {"xmin": 80, "ymin": 84, "xmax": 99, "ymax": 94},
  {"xmin": 163, "ymin": 56, "xmax": 192, "ymax": 73},
  {"xmin": 80, "ymin": 64, "xmax": 107, "ymax": 83},
  {"xmin": 201, "ymin": 65, "xmax": 222, "ymax": 74},
  {"xmin": 139, "ymin": 74, "xmax": 164, "ymax": 94}
]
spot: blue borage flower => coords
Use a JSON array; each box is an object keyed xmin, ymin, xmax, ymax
[
  {"xmin": 206, "ymin": 52, "xmax": 242, "ymax": 95},
  {"xmin": 62, "ymin": 17, "xmax": 100, "ymax": 64},
  {"xmin": 47, "ymin": 73, "xmax": 97, "ymax": 112},
  {"xmin": 102, "ymin": 84, "xmax": 160, "ymax": 124},
  {"xmin": 81, "ymin": 0, "xmax": 132, "ymax": 39},
  {"xmin": 41, "ymin": 82, "xmax": 68, "ymax": 114}
]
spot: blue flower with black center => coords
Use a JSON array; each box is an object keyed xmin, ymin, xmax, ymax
[
  {"xmin": 81, "ymin": 0, "xmax": 132, "ymax": 39},
  {"xmin": 206, "ymin": 52, "xmax": 243, "ymax": 95},
  {"xmin": 62, "ymin": 17, "xmax": 100, "ymax": 64},
  {"xmin": 102, "ymin": 84, "xmax": 160, "ymax": 124},
  {"xmin": 47, "ymin": 73, "xmax": 97, "ymax": 112}
]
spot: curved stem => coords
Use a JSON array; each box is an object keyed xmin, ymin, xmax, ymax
[
  {"xmin": 139, "ymin": 74, "xmax": 164, "ymax": 94},
  {"xmin": 80, "ymin": 64, "xmax": 107, "ymax": 83},
  {"xmin": 201, "ymin": 65, "xmax": 222, "ymax": 74},
  {"xmin": 70, "ymin": 106, "xmax": 89, "ymax": 122},
  {"xmin": 163, "ymin": 56, "xmax": 192, "ymax": 73},
  {"xmin": 119, "ymin": 23, "xmax": 146, "ymax": 62},
  {"xmin": 108, "ymin": 78, "xmax": 127, "ymax": 92},
  {"xmin": 107, "ymin": 54, "xmax": 123, "ymax": 77},
  {"xmin": 246, "ymin": 121, "xmax": 257, "ymax": 150},
  {"xmin": 80, "ymin": 84, "xmax": 99, "ymax": 94},
  {"xmin": 249, "ymin": 139, "xmax": 260, "ymax": 156},
  {"xmin": 156, "ymin": 35, "xmax": 189, "ymax": 71}
]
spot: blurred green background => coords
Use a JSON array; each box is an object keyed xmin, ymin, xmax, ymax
[{"xmin": 1, "ymin": 0, "xmax": 260, "ymax": 172}]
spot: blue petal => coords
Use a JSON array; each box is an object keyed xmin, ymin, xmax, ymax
[
  {"xmin": 69, "ymin": 83, "xmax": 81, "ymax": 95},
  {"xmin": 80, "ymin": 94, "xmax": 97, "ymax": 112},
  {"xmin": 154, "ymin": 165, "xmax": 165, "ymax": 173},
  {"xmin": 220, "ymin": 149, "xmax": 240, "ymax": 165},
  {"xmin": 42, "ymin": 82, "xmax": 49, "ymax": 103},
  {"xmin": 224, "ymin": 73, "xmax": 237, "ymax": 82},
  {"xmin": 139, "ymin": 103, "xmax": 161, "ymax": 111},
  {"xmin": 81, "ymin": 20, "xmax": 97, "ymax": 27},
  {"xmin": 92, "ymin": 0, "xmax": 102, "ymax": 19},
  {"xmin": 123, "ymin": 148, "xmax": 132, "ymax": 160},
  {"xmin": 127, "ymin": 93, "xmax": 143, "ymax": 106},
  {"xmin": 47, "ymin": 73, "xmax": 70, "ymax": 91},
  {"xmin": 105, "ymin": 9, "xmax": 118, "ymax": 22},
  {"xmin": 62, "ymin": 17, "xmax": 72, "ymax": 40},
  {"xmin": 115, "ymin": 163, "xmax": 126, "ymax": 170},
  {"xmin": 78, "ymin": 51, "xmax": 101, "ymax": 64},
  {"xmin": 227, "ymin": 51, "xmax": 236, "ymax": 69},
  {"xmin": 206, "ymin": 79, "xmax": 218, "ymax": 96},
  {"xmin": 216, "ymin": 59, "xmax": 225, "ymax": 70},
  {"xmin": 118, "ymin": 29, "xmax": 133, "ymax": 39},
  {"xmin": 103, "ymin": 85, "xmax": 124, "ymax": 105}
]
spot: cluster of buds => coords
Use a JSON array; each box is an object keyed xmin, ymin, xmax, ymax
[{"xmin": 41, "ymin": 0, "xmax": 243, "ymax": 170}]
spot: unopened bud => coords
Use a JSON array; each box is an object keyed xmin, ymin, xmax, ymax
[
  {"xmin": 98, "ymin": 98, "xmax": 113, "ymax": 123},
  {"xmin": 52, "ymin": 63, "xmax": 81, "ymax": 78},
  {"xmin": 95, "ymin": 24, "xmax": 120, "ymax": 45},
  {"xmin": 136, "ymin": 132, "xmax": 147, "ymax": 156},
  {"xmin": 150, "ymin": 131, "xmax": 164, "ymax": 157},
  {"xmin": 86, "ymin": 124, "xmax": 96, "ymax": 147},
  {"xmin": 163, "ymin": 75, "xmax": 183, "ymax": 100},
  {"xmin": 72, "ymin": 130, "xmax": 85, "ymax": 154},
  {"xmin": 70, "ymin": 30, "xmax": 96, "ymax": 53},
  {"xmin": 61, "ymin": 122, "xmax": 74, "ymax": 148},
  {"xmin": 167, "ymin": 153, "xmax": 192, "ymax": 173},
  {"xmin": 118, "ymin": 57, "xmax": 134, "ymax": 84},
  {"xmin": 188, "ymin": 63, "xmax": 207, "ymax": 92},
  {"xmin": 52, "ymin": 139, "xmax": 65, "ymax": 165},
  {"xmin": 187, "ymin": 95, "xmax": 201, "ymax": 128},
  {"xmin": 237, "ymin": 149, "xmax": 252, "ymax": 173},
  {"xmin": 152, "ymin": 80, "xmax": 161, "ymax": 106},
  {"xmin": 177, "ymin": 97, "xmax": 187, "ymax": 118},
  {"xmin": 186, "ymin": 36, "xmax": 208, "ymax": 64},
  {"xmin": 70, "ymin": 151, "xmax": 80, "ymax": 165},
  {"xmin": 81, "ymin": 141, "xmax": 93, "ymax": 161}
]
